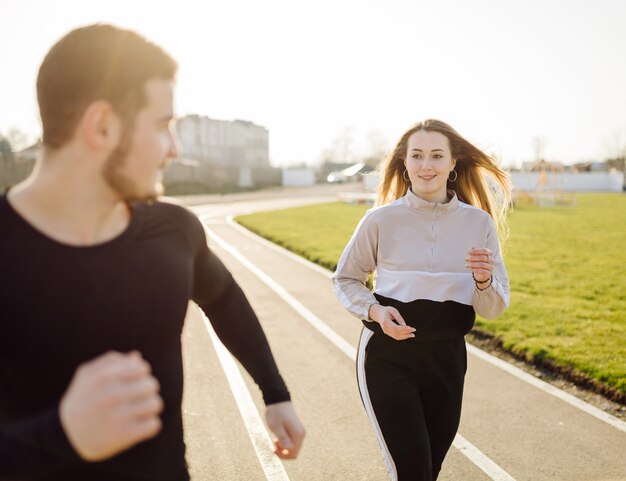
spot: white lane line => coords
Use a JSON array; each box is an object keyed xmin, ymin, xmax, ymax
[
  {"xmin": 228, "ymin": 216, "xmax": 626, "ymax": 435},
  {"xmin": 466, "ymin": 344, "xmax": 626, "ymax": 433},
  {"xmin": 201, "ymin": 218, "xmax": 516, "ymax": 481},
  {"xmin": 452, "ymin": 435, "xmax": 516, "ymax": 481},
  {"xmin": 201, "ymin": 312, "xmax": 291, "ymax": 481},
  {"xmin": 226, "ymin": 216, "xmax": 332, "ymax": 277},
  {"xmin": 203, "ymin": 220, "xmax": 356, "ymax": 360},
  {"xmin": 190, "ymin": 197, "xmax": 338, "ymax": 225}
]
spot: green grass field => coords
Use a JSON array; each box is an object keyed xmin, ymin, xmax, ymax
[{"xmin": 235, "ymin": 193, "xmax": 626, "ymax": 396}]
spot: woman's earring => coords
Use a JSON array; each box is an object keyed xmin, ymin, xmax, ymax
[
  {"xmin": 448, "ymin": 170, "xmax": 458, "ymax": 182},
  {"xmin": 403, "ymin": 169, "xmax": 410, "ymax": 181}
]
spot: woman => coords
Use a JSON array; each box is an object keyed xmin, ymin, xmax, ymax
[{"xmin": 332, "ymin": 119, "xmax": 511, "ymax": 481}]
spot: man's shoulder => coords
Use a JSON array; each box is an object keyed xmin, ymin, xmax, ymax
[
  {"xmin": 0, "ymin": 192, "xmax": 10, "ymax": 211},
  {"xmin": 137, "ymin": 197, "xmax": 197, "ymax": 224},
  {"xmin": 134, "ymin": 197, "xmax": 205, "ymax": 246},
  {"xmin": 0, "ymin": 194, "xmax": 19, "ymax": 234}
]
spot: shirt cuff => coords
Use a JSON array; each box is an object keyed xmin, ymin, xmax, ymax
[{"xmin": 362, "ymin": 301, "xmax": 378, "ymax": 321}]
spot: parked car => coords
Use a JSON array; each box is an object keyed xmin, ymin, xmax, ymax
[
  {"xmin": 326, "ymin": 172, "xmax": 348, "ymax": 183},
  {"xmin": 326, "ymin": 162, "xmax": 366, "ymax": 183}
]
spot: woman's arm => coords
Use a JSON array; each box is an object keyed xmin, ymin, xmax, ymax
[
  {"xmin": 471, "ymin": 218, "xmax": 510, "ymax": 319},
  {"xmin": 332, "ymin": 212, "xmax": 380, "ymax": 320}
]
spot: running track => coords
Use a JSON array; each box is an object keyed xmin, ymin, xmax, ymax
[{"xmin": 177, "ymin": 186, "xmax": 626, "ymax": 481}]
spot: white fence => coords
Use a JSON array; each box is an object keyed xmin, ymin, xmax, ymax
[
  {"xmin": 510, "ymin": 171, "xmax": 624, "ymax": 192},
  {"xmin": 282, "ymin": 168, "xmax": 316, "ymax": 187},
  {"xmin": 332, "ymin": 171, "xmax": 624, "ymax": 205}
]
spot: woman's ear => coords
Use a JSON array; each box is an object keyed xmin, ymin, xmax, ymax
[{"xmin": 78, "ymin": 101, "xmax": 122, "ymax": 152}]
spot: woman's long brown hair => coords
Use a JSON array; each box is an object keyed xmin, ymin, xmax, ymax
[{"xmin": 376, "ymin": 119, "xmax": 511, "ymax": 243}]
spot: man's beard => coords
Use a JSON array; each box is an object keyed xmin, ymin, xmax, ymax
[{"xmin": 102, "ymin": 132, "xmax": 164, "ymax": 203}]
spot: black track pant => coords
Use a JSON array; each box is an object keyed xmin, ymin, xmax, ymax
[{"xmin": 356, "ymin": 328, "xmax": 467, "ymax": 481}]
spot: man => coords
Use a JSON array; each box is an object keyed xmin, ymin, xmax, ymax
[{"xmin": 0, "ymin": 24, "xmax": 305, "ymax": 480}]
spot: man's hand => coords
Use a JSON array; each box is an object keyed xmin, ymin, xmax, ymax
[
  {"xmin": 265, "ymin": 401, "xmax": 305, "ymax": 459},
  {"xmin": 59, "ymin": 351, "xmax": 163, "ymax": 461},
  {"xmin": 368, "ymin": 304, "xmax": 415, "ymax": 340}
]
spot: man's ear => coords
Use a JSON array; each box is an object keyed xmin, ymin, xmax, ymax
[{"xmin": 79, "ymin": 101, "xmax": 122, "ymax": 151}]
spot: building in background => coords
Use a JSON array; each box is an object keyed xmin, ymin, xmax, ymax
[
  {"xmin": 176, "ymin": 115, "xmax": 269, "ymax": 168},
  {"xmin": 165, "ymin": 115, "xmax": 279, "ymax": 194}
]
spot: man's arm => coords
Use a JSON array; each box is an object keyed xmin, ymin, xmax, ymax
[
  {"xmin": 191, "ymin": 230, "xmax": 305, "ymax": 458},
  {"xmin": 199, "ymin": 279, "xmax": 291, "ymax": 404},
  {"xmin": 1, "ymin": 351, "xmax": 163, "ymax": 476},
  {"xmin": 1, "ymin": 409, "xmax": 74, "ymax": 478}
]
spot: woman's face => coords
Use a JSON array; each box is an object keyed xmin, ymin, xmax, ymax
[{"xmin": 404, "ymin": 130, "xmax": 455, "ymax": 203}]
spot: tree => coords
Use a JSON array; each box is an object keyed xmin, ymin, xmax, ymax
[
  {"xmin": 363, "ymin": 130, "xmax": 390, "ymax": 168},
  {"xmin": 531, "ymin": 135, "xmax": 548, "ymax": 162},
  {"xmin": 603, "ymin": 130, "xmax": 626, "ymax": 162},
  {"xmin": 0, "ymin": 135, "xmax": 14, "ymax": 162},
  {"xmin": 2, "ymin": 127, "xmax": 29, "ymax": 152},
  {"xmin": 319, "ymin": 127, "xmax": 356, "ymax": 166}
]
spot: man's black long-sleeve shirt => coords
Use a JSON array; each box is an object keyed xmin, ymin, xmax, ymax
[{"xmin": 0, "ymin": 195, "xmax": 290, "ymax": 480}]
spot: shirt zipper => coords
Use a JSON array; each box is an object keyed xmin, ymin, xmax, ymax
[{"xmin": 431, "ymin": 204, "xmax": 436, "ymax": 271}]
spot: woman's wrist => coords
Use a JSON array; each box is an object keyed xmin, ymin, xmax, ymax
[
  {"xmin": 367, "ymin": 303, "xmax": 381, "ymax": 323},
  {"xmin": 473, "ymin": 273, "xmax": 492, "ymax": 290}
]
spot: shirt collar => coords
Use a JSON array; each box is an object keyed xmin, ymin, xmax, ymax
[{"xmin": 402, "ymin": 188, "xmax": 460, "ymax": 214}]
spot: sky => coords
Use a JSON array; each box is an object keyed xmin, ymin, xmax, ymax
[{"xmin": 1, "ymin": 0, "xmax": 626, "ymax": 168}]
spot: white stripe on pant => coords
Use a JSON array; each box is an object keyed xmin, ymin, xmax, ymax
[{"xmin": 356, "ymin": 327, "xmax": 398, "ymax": 481}]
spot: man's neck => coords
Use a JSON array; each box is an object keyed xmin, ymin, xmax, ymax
[{"xmin": 7, "ymin": 152, "xmax": 131, "ymax": 246}]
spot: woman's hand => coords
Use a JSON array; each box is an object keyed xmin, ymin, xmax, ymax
[
  {"xmin": 466, "ymin": 247, "xmax": 494, "ymax": 288},
  {"xmin": 368, "ymin": 304, "xmax": 415, "ymax": 341}
]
